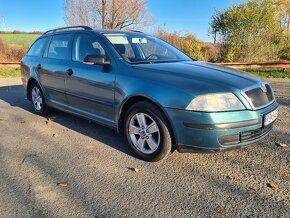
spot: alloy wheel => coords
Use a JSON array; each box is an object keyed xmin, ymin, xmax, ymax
[
  {"xmin": 128, "ymin": 112, "xmax": 161, "ymax": 154},
  {"xmin": 31, "ymin": 86, "xmax": 43, "ymax": 111}
]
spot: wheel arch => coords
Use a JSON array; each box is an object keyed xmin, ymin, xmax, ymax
[
  {"xmin": 117, "ymin": 95, "xmax": 177, "ymax": 147},
  {"xmin": 26, "ymin": 77, "xmax": 38, "ymax": 101}
]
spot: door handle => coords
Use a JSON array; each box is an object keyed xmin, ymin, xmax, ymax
[
  {"xmin": 66, "ymin": 68, "xmax": 74, "ymax": 76},
  {"xmin": 36, "ymin": 64, "xmax": 41, "ymax": 70}
]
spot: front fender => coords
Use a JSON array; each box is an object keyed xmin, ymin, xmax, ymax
[{"xmin": 115, "ymin": 74, "xmax": 194, "ymax": 113}]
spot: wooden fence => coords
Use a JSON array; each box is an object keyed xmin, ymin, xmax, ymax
[
  {"xmin": 0, "ymin": 61, "xmax": 289, "ymax": 70},
  {"xmin": 217, "ymin": 61, "xmax": 289, "ymax": 70},
  {"xmin": 0, "ymin": 62, "xmax": 21, "ymax": 69}
]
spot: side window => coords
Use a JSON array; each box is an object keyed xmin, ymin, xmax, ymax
[
  {"xmin": 48, "ymin": 34, "xmax": 71, "ymax": 60},
  {"xmin": 72, "ymin": 34, "xmax": 106, "ymax": 62},
  {"xmin": 27, "ymin": 37, "xmax": 48, "ymax": 57}
]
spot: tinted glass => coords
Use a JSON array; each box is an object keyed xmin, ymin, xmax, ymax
[
  {"xmin": 104, "ymin": 33, "xmax": 191, "ymax": 64},
  {"xmin": 48, "ymin": 34, "xmax": 71, "ymax": 60},
  {"xmin": 27, "ymin": 37, "xmax": 47, "ymax": 57},
  {"xmin": 73, "ymin": 34, "xmax": 106, "ymax": 62}
]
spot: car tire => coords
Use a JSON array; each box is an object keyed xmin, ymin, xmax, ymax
[
  {"xmin": 124, "ymin": 101, "xmax": 173, "ymax": 162},
  {"xmin": 30, "ymin": 81, "xmax": 51, "ymax": 116}
]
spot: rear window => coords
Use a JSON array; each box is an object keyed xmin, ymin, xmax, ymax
[
  {"xmin": 27, "ymin": 37, "xmax": 48, "ymax": 57},
  {"xmin": 47, "ymin": 34, "xmax": 71, "ymax": 60}
]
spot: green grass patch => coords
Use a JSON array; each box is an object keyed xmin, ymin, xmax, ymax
[
  {"xmin": 245, "ymin": 69, "xmax": 290, "ymax": 78},
  {"xmin": 0, "ymin": 34, "xmax": 40, "ymax": 47},
  {"xmin": 0, "ymin": 69, "xmax": 21, "ymax": 78},
  {"xmin": 0, "ymin": 68, "xmax": 289, "ymax": 79}
]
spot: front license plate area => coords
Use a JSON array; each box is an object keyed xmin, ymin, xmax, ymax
[{"xmin": 263, "ymin": 108, "xmax": 278, "ymax": 127}]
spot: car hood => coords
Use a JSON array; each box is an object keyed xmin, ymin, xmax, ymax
[{"xmin": 133, "ymin": 61, "xmax": 261, "ymax": 96}]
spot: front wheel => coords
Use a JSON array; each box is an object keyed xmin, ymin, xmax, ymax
[{"xmin": 124, "ymin": 101, "xmax": 173, "ymax": 162}]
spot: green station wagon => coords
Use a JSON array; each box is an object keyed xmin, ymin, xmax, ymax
[{"xmin": 21, "ymin": 26, "xmax": 279, "ymax": 161}]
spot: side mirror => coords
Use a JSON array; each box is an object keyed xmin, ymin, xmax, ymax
[{"xmin": 84, "ymin": 55, "xmax": 111, "ymax": 66}]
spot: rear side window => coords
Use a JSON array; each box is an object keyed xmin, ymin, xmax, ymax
[
  {"xmin": 27, "ymin": 37, "xmax": 48, "ymax": 57},
  {"xmin": 48, "ymin": 34, "xmax": 71, "ymax": 60}
]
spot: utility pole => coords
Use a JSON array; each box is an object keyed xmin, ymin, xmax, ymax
[{"xmin": 1, "ymin": 15, "xmax": 6, "ymax": 32}]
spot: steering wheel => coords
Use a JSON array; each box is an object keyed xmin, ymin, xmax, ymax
[{"xmin": 145, "ymin": 54, "xmax": 160, "ymax": 60}]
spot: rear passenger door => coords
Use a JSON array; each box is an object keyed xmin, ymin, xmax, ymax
[
  {"xmin": 65, "ymin": 33, "xmax": 116, "ymax": 126},
  {"xmin": 39, "ymin": 33, "xmax": 73, "ymax": 107}
]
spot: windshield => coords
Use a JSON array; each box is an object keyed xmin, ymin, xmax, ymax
[{"xmin": 104, "ymin": 33, "xmax": 191, "ymax": 64}]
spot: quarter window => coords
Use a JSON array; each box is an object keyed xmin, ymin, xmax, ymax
[
  {"xmin": 72, "ymin": 34, "xmax": 106, "ymax": 62},
  {"xmin": 27, "ymin": 37, "xmax": 48, "ymax": 57},
  {"xmin": 48, "ymin": 34, "xmax": 71, "ymax": 60}
]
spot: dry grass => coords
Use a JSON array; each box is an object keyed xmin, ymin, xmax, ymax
[
  {"xmin": 154, "ymin": 28, "xmax": 219, "ymax": 61},
  {"xmin": 0, "ymin": 39, "xmax": 28, "ymax": 62}
]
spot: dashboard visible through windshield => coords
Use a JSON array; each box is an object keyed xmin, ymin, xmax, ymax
[{"xmin": 104, "ymin": 33, "xmax": 191, "ymax": 64}]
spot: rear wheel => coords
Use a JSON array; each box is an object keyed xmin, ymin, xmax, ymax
[
  {"xmin": 124, "ymin": 101, "xmax": 173, "ymax": 162},
  {"xmin": 30, "ymin": 81, "xmax": 51, "ymax": 116}
]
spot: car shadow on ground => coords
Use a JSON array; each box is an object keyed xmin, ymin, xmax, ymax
[
  {"xmin": 0, "ymin": 85, "xmax": 136, "ymax": 159},
  {"xmin": 0, "ymin": 84, "xmax": 289, "ymax": 159}
]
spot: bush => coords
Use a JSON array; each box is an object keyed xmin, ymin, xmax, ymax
[
  {"xmin": 279, "ymin": 40, "xmax": 290, "ymax": 60},
  {"xmin": 0, "ymin": 39, "xmax": 28, "ymax": 62},
  {"xmin": 153, "ymin": 28, "xmax": 218, "ymax": 61},
  {"xmin": 210, "ymin": 0, "xmax": 289, "ymax": 62}
]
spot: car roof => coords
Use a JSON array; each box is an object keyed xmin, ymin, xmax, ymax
[
  {"xmin": 41, "ymin": 26, "xmax": 145, "ymax": 37},
  {"xmin": 93, "ymin": 29, "xmax": 144, "ymax": 34}
]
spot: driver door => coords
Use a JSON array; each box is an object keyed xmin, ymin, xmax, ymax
[{"xmin": 65, "ymin": 33, "xmax": 116, "ymax": 126}]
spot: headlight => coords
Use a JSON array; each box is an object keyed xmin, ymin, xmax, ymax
[{"xmin": 186, "ymin": 93, "xmax": 245, "ymax": 112}]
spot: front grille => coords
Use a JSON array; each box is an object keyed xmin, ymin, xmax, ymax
[
  {"xmin": 244, "ymin": 84, "xmax": 274, "ymax": 109},
  {"xmin": 219, "ymin": 124, "xmax": 273, "ymax": 146}
]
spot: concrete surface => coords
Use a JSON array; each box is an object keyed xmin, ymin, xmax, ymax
[{"xmin": 0, "ymin": 77, "xmax": 289, "ymax": 218}]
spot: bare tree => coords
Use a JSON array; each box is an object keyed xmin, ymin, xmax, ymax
[{"xmin": 64, "ymin": 0, "xmax": 152, "ymax": 29}]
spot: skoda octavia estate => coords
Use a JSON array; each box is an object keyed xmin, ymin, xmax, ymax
[{"xmin": 21, "ymin": 26, "xmax": 279, "ymax": 161}]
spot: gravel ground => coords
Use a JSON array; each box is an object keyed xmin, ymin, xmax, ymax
[{"xmin": 0, "ymin": 77, "xmax": 289, "ymax": 218}]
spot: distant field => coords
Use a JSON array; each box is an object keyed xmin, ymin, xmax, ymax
[{"xmin": 0, "ymin": 34, "xmax": 40, "ymax": 47}]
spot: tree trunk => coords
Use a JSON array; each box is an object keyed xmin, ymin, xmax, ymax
[
  {"xmin": 102, "ymin": 0, "xmax": 106, "ymax": 29},
  {"xmin": 110, "ymin": 0, "xmax": 115, "ymax": 29}
]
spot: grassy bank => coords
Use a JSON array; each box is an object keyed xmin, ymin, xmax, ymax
[
  {"xmin": 245, "ymin": 69, "xmax": 290, "ymax": 78},
  {"xmin": 0, "ymin": 69, "xmax": 21, "ymax": 78},
  {"xmin": 0, "ymin": 68, "xmax": 289, "ymax": 78}
]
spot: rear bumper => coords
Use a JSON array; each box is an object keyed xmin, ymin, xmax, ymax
[{"xmin": 164, "ymin": 101, "xmax": 279, "ymax": 153}]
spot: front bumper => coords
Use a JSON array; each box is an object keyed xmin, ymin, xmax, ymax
[{"xmin": 164, "ymin": 101, "xmax": 279, "ymax": 153}]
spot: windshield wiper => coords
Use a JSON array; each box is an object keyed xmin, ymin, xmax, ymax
[
  {"xmin": 133, "ymin": 59, "xmax": 190, "ymax": 65},
  {"xmin": 132, "ymin": 61, "xmax": 152, "ymax": 64}
]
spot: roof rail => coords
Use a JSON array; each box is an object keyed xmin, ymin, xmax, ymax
[
  {"xmin": 130, "ymin": 30, "xmax": 144, "ymax": 33},
  {"xmin": 43, "ymin": 26, "xmax": 93, "ymax": 35}
]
